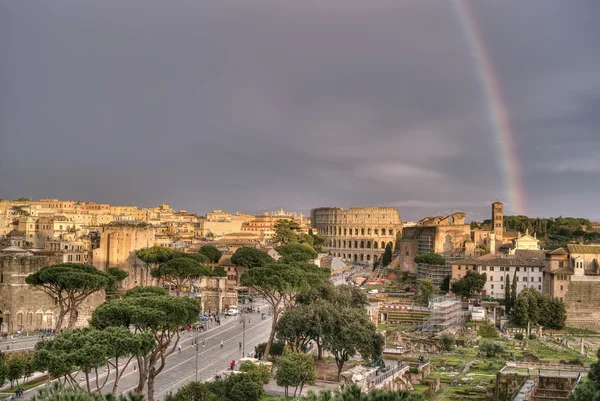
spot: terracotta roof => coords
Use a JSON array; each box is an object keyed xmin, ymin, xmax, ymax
[
  {"xmin": 6, "ymin": 229, "xmax": 25, "ymax": 237},
  {"xmin": 567, "ymin": 244, "xmax": 600, "ymax": 254},
  {"xmin": 550, "ymin": 267, "xmax": 573, "ymax": 275},
  {"xmin": 548, "ymin": 248, "xmax": 568, "ymax": 255},
  {"xmin": 514, "ymin": 250, "xmax": 545, "ymax": 260},
  {"xmin": 218, "ymin": 255, "xmax": 236, "ymax": 266},
  {"xmin": 452, "ymin": 254, "xmax": 544, "ymax": 267}
]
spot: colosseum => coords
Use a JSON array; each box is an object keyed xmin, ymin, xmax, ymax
[{"xmin": 311, "ymin": 207, "xmax": 402, "ymax": 264}]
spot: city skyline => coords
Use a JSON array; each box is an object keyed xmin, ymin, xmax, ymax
[{"xmin": 1, "ymin": 1, "xmax": 599, "ymax": 222}]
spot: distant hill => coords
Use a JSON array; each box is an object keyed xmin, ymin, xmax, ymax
[{"xmin": 471, "ymin": 216, "xmax": 600, "ymax": 249}]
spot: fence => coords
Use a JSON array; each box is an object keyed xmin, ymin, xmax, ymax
[{"xmin": 368, "ymin": 362, "xmax": 409, "ymax": 387}]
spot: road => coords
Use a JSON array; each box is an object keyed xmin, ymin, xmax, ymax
[
  {"xmin": 22, "ymin": 299, "xmax": 274, "ymax": 401},
  {"xmin": 0, "ymin": 336, "xmax": 41, "ymax": 352}
]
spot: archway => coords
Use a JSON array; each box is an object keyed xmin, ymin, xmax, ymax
[
  {"xmin": 374, "ymin": 242, "xmax": 378, "ymax": 249},
  {"xmin": 382, "ymin": 228, "xmax": 386, "ymax": 236},
  {"xmin": 367, "ymin": 241, "xmax": 371, "ymax": 249},
  {"xmin": 360, "ymin": 254, "xmax": 364, "ymax": 261},
  {"xmin": 360, "ymin": 241, "xmax": 364, "ymax": 249},
  {"xmin": 367, "ymin": 255, "xmax": 371, "ymax": 261},
  {"xmin": 353, "ymin": 254, "xmax": 358, "ymax": 261}
]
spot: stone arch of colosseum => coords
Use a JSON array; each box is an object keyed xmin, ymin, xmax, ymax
[{"xmin": 310, "ymin": 207, "xmax": 402, "ymax": 264}]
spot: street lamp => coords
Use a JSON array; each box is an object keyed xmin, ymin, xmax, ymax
[{"xmin": 195, "ymin": 328, "xmax": 199, "ymax": 381}]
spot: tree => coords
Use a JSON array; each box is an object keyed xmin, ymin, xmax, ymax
[
  {"xmin": 440, "ymin": 275, "xmax": 451, "ymax": 292},
  {"xmin": 450, "ymin": 270, "xmax": 487, "ymax": 299},
  {"xmin": 240, "ymin": 263, "xmax": 309, "ymax": 359},
  {"xmin": 291, "ymin": 284, "xmax": 367, "ymax": 360},
  {"xmin": 511, "ymin": 271, "xmax": 517, "ymax": 309},
  {"xmin": 150, "ymin": 257, "xmax": 210, "ymax": 295},
  {"xmin": 308, "ymin": 231, "xmax": 327, "ymax": 252},
  {"xmin": 90, "ymin": 288, "xmax": 200, "ymax": 401},
  {"xmin": 273, "ymin": 220, "xmax": 302, "ymax": 245},
  {"xmin": 419, "ymin": 279, "xmax": 434, "ymax": 306},
  {"xmin": 165, "ymin": 382, "xmax": 212, "ymax": 401},
  {"xmin": 571, "ymin": 348, "xmax": 600, "ymax": 401},
  {"xmin": 239, "ymin": 361, "xmax": 271, "ymax": 385},
  {"xmin": 413, "ymin": 253, "xmax": 446, "ymax": 265},
  {"xmin": 231, "ymin": 247, "xmax": 274, "ymax": 269},
  {"xmin": 198, "ymin": 245, "xmax": 222, "ymax": 264},
  {"xmin": 210, "ymin": 266, "xmax": 227, "ymax": 277},
  {"xmin": 381, "ymin": 243, "xmax": 393, "ymax": 267},
  {"xmin": 394, "ymin": 231, "xmax": 402, "ymax": 252},
  {"xmin": 439, "ymin": 333, "xmax": 455, "ymax": 352},
  {"xmin": 504, "ymin": 274, "xmax": 511, "ymax": 312},
  {"xmin": 106, "ymin": 267, "xmax": 129, "ymax": 299},
  {"xmin": 30, "ymin": 382, "xmax": 146, "ymax": 401},
  {"xmin": 34, "ymin": 327, "xmax": 154, "ymax": 393},
  {"xmin": 276, "ymin": 243, "xmax": 318, "ymax": 262},
  {"xmin": 275, "ymin": 350, "xmax": 316, "ymax": 397},
  {"xmin": 7, "ymin": 354, "xmax": 25, "ymax": 387},
  {"xmin": 514, "ymin": 287, "xmax": 540, "ymax": 328},
  {"xmin": 479, "ymin": 341, "xmax": 504, "ymax": 358},
  {"xmin": 26, "ymin": 263, "xmax": 115, "ymax": 331},
  {"xmin": 322, "ymin": 307, "xmax": 383, "ymax": 378},
  {"xmin": 136, "ymin": 246, "xmax": 178, "ymax": 286},
  {"xmin": 208, "ymin": 372, "xmax": 264, "ymax": 401}
]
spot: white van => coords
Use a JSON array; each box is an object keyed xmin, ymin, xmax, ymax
[{"xmin": 225, "ymin": 306, "xmax": 239, "ymax": 316}]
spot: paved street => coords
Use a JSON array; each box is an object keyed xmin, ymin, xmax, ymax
[
  {"xmin": 0, "ymin": 335, "xmax": 42, "ymax": 352},
  {"xmin": 21, "ymin": 299, "xmax": 273, "ymax": 401}
]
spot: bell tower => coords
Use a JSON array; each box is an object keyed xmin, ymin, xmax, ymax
[{"xmin": 492, "ymin": 202, "xmax": 504, "ymax": 242}]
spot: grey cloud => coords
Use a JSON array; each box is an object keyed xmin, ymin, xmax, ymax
[{"xmin": 1, "ymin": 1, "xmax": 599, "ymax": 221}]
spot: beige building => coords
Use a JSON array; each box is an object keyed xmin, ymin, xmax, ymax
[
  {"xmin": 0, "ymin": 250, "xmax": 103, "ymax": 333},
  {"xmin": 92, "ymin": 225, "xmax": 155, "ymax": 289},
  {"xmin": 311, "ymin": 207, "xmax": 402, "ymax": 264},
  {"xmin": 544, "ymin": 244, "xmax": 600, "ymax": 330},
  {"xmin": 399, "ymin": 212, "xmax": 472, "ymax": 280}
]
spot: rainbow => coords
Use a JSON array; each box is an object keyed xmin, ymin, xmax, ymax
[{"xmin": 452, "ymin": 0, "xmax": 526, "ymax": 215}]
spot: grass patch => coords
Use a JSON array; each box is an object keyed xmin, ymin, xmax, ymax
[{"xmin": 261, "ymin": 395, "xmax": 294, "ymax": 400}]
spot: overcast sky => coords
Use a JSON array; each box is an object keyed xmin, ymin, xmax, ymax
[{"xmin": 1, "ymin": 1, "xmax": 599, "ymax": 222}]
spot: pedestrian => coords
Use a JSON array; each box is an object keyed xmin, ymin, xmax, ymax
[
  {"xmin": 202, "ymin": 340, "xmax": 205, "ymax": 347},
  {"xmin": 230, "ymin": 360, "xmax": 235, "ymax": 370},
  {"xmin": 134, "ymin": 363, "xmax": 137, "ymax": 371},
  {"xmin": 178, "ymin": 345, "xmax": 182, "ymax": 353},
  {"xmin": 239, "ymin": 341, "xmax": 242, "ymax": 350},
  {"xmin": 220, "ymin": 340, "xmax": 224, "ymax": 348}
]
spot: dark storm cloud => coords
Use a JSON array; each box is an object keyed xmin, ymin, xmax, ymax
[{"xmin": 1, "ymin": 1, "xmax": 599, "ymax": 221}]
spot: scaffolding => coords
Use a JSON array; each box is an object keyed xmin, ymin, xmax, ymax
[{"xmin": 421, "ymin": 295, "xmax": 467, "ymax": 331}]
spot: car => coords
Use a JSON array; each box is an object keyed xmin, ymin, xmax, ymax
[
  {"xmin": 199, "ymin": 314, "xmax": 208, "ymax": 321},
  {"xmin": 225, "ymin": 309, "xmax": 238, "ymax": 316}
]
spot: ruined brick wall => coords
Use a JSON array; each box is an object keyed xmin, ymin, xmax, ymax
[
  {"xmin": 92, "ymin": 226, "xmax": 155, "ymax": 289},
  {"xmin": 564, "ymin": 278, "xmax": 600, "ymax": 330},
  {"xmin": 0, "ymin": 255, "xmax": 105, "ymax": 333}
]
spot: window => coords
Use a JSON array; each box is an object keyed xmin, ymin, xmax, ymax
[
  {"xmin": 500, "ymin": 285, "xmax": 504, "ymax": 290},
  {"xmin": 68, "ymin": 255, "xmax": 73, "ymax": 261},
  {"xmin": 490, "ymin": 266, "xmax": 494, "ymax": 271},
  {"xmin": 500, "ymin": 267, "xmax": 504, "ymax": 272},
  {"xmin": 538, "ymin": 277, "xmax": 542, "ymax": 282},
  {"xmin": 559, "ymin": 261, "xmax": 564, "ymax": 268},
  {"xmin": 538, "ymin": 285, "xmax": 541, "ymax": 290},
  {"xmin": 490, "ymin": 276, "xmax": 493, "ymax": 281},
  {"xmin": 560, "ymin": 285, "xmax": 564, "ymax": 291},
  {"xmin": 500, "ymin": 276, "xmax": 503, "ymax": 281},
  {"xmin": 482, "ymin": 266, "xmax": 486, "ymax": 271},
  {"xmin": 491, "ymin": 284, "xmax": 494, "ymax": 289},
  {"xmin": 539, "ymin": 267, "xmax": 543, "ymax": 272},
  {"xmin": 523, "ymin": 277, "xmax": 528, "ymax": 282},
  {"xmin": 516, "ymin": 267, "xmax": 520, "ymax": 272},
  {"xmin": 458, "ymin": 266, "xmax": 461, "ymax": 270}
]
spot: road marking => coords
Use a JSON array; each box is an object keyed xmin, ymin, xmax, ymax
[{"xmin": 153, "ymin": 330, "xmax": 270, "ymax": 398}]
